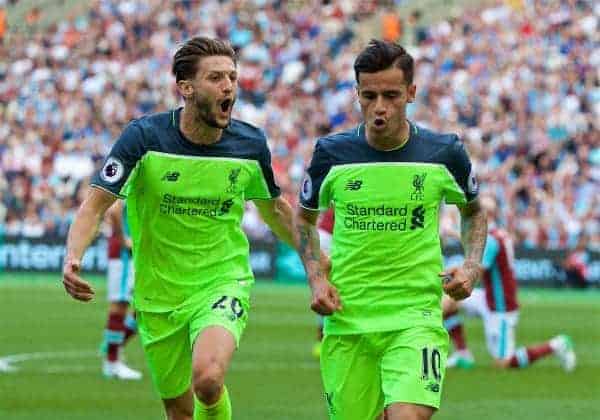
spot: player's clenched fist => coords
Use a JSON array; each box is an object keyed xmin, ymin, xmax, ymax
[
  {"xmin": 310, "ymin": 279, "xmax": 342, "ymax": 315},
  {"xmin": 440, "ymin": 261, "xmax": 483, "ymax": 301},
  {"xmin": 62, "ymin": 257, "xmax": 95, "ymax": 302}
]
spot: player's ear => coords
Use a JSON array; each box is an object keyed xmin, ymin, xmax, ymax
[
  {"xmin": 176, "ymin": 79, "xmax": 194, "ymax": 100},
  {"xmin": 406, "ymin": 83, "xmax": 416, "ymax": 103}
]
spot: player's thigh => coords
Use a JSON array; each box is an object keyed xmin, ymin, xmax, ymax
[
  {"xmin": 191, "ymin": 325, "xmax": 237, "ymax": 386},
  {"xmin": 381, "ymin": 327, "xmax": 448, "ymax": 411},
  {"xmin": 106, "ymin": 259, "xmax": 134, "ymax": 303},
  {"xmin": 189, "ymin": 283, "xmax": 252, "ymax": 349},
  {"xmin": 385, "ymin": 402, "xmax": 435, "ymax": 420},
  {"xmin": 137, "ymin": 311, "xmax": 192, "ymax": 399},
  {"xmin": 460, "ymin": 288, "xmax": 487, "ymax": 318},
  {"xmin": 188, "ymin": 283, "xmax": 252, "ymax": 378},
  {"xmin": 320, "ymin": 334, "xmax": 384, "ymax": 420},
  {"xmin": 484, "ymin": 311, "xmax": 518, "ymax": 359}
]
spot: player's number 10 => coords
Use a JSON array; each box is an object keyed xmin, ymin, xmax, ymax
[{"xmin": 421, "ymin": 347, "xmax": 442, "ymax": 381}]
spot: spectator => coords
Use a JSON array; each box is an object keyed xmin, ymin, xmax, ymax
[{"xmin": 0, "ymin": 0, "xmax": 597, "ymax": 251}]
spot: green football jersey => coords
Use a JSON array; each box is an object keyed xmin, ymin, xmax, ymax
[
  {"xmin": 91, "ymin": 109, "xmax": 280, "ymax": 311},
  {"xmin": 300, "ymin": 123, "xmax": 478, "ymax": 335}
]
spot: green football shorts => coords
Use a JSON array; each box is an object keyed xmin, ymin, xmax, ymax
[
  {"xmin": 137, "ymin": 282, "xmax": 251, "ymax": 399},
  {"xmin": 320, "ymin": 326, "xmax": 448, "ymax": 419}
]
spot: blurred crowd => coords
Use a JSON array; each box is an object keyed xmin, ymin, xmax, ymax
[{"xmin": 0, "ymin": 0, "xmax": 598, "ymax": 252}]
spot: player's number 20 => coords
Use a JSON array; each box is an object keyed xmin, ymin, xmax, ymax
[{"xmin": 211, "ymin": 295, "xmax": 244, "ymax": 319}]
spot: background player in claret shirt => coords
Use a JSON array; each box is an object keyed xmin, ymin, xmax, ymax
[
  {"xmin": 101, "ymin": 200, "xmax": 141, "ymax": 380},
  {"xmin": 62, "ymin": 37, "xmax": 299, "ymax": 420},
  {"xmin": 443, "ymin": 195, "xmax": 576, "ymax": 371},
  {"xmin": 295, "ymin": 39, "xmax": 487, "ymax": 420}
]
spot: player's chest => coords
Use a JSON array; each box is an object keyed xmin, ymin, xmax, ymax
[
  {"xmin": 327, "ymin": 164, "xmax": 446, "ymax": 205},
  {"xmin": 136, "ymin": 152, "xmax": 255, "ymax": 197}
]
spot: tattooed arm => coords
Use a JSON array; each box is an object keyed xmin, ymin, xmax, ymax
[
  {"xmin": 295, "ymin": 207, "xmax": 340, "ymax": 315},
  {"xmin": 441, "ymin": 199, "xmax": 487, "ymax": 300},
  {"xmin": 460, "ymin": 198, "xmax": 488, "ymax": 266}
]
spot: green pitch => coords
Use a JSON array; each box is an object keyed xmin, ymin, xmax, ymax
[{"xmin": 0, "ymin": 274, "xmax": 598, "ymax": 420}]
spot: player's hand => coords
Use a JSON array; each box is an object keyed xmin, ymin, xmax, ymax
[
  {"xmin": 439, "ymin": 261, "xmax": 482, "ymax": 301},
  {"xmin": 62, "ymin": 257, "xmax": 95, "ymax": 302},
  {"xmin": 310, "ymin": 278, "xmax": 342, "ymax": 315}
]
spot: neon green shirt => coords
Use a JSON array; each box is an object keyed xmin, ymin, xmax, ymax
[
  {"xmin": 300, "ymin": 123, "xmax": 478, "ymax": 334},
  {"xmin": 91, "ymin": 109, "xmax": 280, "ymax": 311}
]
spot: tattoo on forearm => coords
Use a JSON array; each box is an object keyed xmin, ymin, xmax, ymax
[
  {"xmin": 296, "ymin": 223, "xmax": 323, "ymax": 278},
  {"xmin": 461, "ymin": 206, "xmax": 487, "ymax": 263}
]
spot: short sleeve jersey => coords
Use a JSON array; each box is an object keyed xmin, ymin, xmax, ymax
[
  {"xmin": 91, "ymin": 108, "xmax": 280, "ymax": 312},
  {"xmin": 300, "ymin": 122, "xmax": 478, "ymax": 335}
]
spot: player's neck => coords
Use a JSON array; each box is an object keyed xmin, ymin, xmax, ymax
[
  {"xmin": 180, "ymin": 106, "xmax": 223, "ymax": 145},
  {"xmin": 365, "ymin": 119, "xmax": 411, "ymax": 151}
]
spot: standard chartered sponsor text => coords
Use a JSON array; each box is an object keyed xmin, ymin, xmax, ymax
[
  {"xmin": 345, "ymin": 203, "xmax": 411, "ymax": 231},
  {"xmin": 160, "ymin": 193, "xmax": 222, "ymax": 217}
]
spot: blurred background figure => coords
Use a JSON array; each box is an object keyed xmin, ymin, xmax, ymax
[
  {"xmin": 101, "ymin": 200, "xmax": 141, "ymax": 380},
  {"xmin": 442, "ymin": 194, "xmax": 576, "ymax": 371}
]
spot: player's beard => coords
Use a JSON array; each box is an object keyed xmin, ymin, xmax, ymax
[{"xmin": 192, "ymin": 91, "xmax": 232, "ymax": 129}]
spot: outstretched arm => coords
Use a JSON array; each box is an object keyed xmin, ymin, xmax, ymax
[{"xmin": 62, "ymin": 187, "xmax": 117, "ymax": 301}]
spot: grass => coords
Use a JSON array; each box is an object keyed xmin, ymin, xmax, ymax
[{"xmin": 0, "ymin": 273, "xmax": 598, "ymax": 420}]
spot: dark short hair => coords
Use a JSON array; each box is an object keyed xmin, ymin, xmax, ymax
[
  {"xmin": 354, "ymin": 39, "xmax": 414, "ymax": 85},
  {"xmin": 172, "ymin": 37, "xmax": 236, "ymax": 82}
]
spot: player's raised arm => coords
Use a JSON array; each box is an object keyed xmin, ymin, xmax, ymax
[{"xmin": 63, "ymin": 187, "xmax": 117, "ymax": 301}]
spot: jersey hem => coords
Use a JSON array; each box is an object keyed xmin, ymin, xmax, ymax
[
  {"xmin": 323, "ymin": 320, "xmax": 444, "ymax": 336},
  {"xmin": 90, "ymin": 184, "xmax": 125, "ymax": 199},
  {"xmin": 298, "ymin": 203, "xmax": 319, "ymax": 211},
  {"xmin": 247, "ymin": 192, "xmax": 281, "ymax": 201}
]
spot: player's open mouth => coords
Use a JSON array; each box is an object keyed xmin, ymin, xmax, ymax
[
  {"xmin": 220, "ymin": 99, "xmax": 232, "ymax": 113},
  {"xmin": 374, "ymin": 118, "xmax": 386, "ymax": 127}
]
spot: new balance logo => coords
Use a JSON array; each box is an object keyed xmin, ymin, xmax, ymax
[
  {"xmin": 425, "ymin": 382, "xmax": 440, "ymax": 393},
  {"xmin": 161, "ymin": 171, "xmax": 180, "ymax": 181},
  {"xmin": 345, "ymin": 179, "xmax": 363, "ymax": 191},
  {"xmin": 410, "ymin": 205, "xmax": 425, "ymax": 229}
]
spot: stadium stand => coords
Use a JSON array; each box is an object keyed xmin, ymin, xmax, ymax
[{"xmin": 0, "ymin": 0, "xmax": 598, "ymax": 254}]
